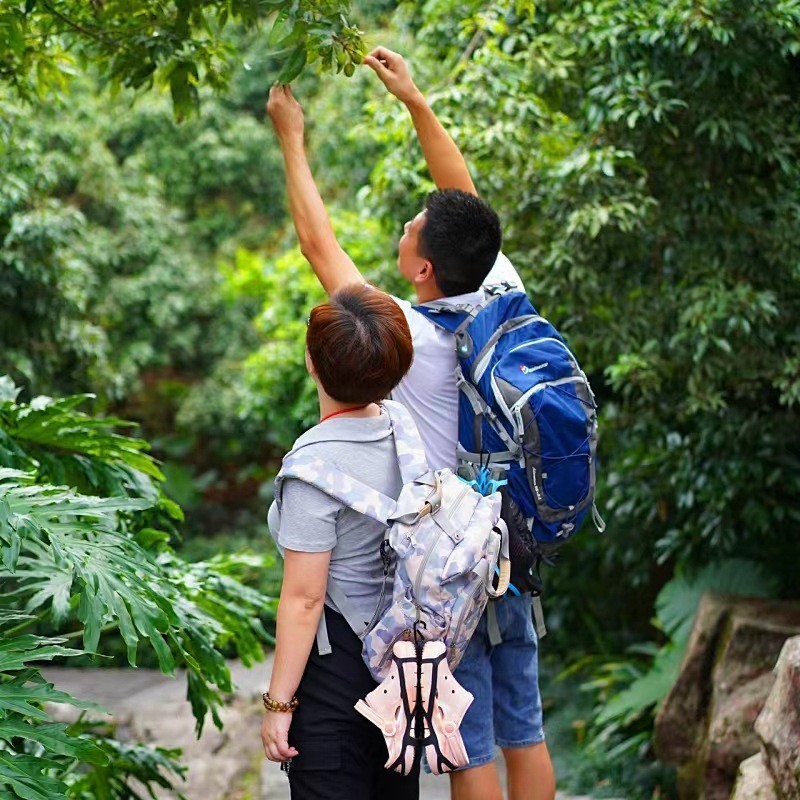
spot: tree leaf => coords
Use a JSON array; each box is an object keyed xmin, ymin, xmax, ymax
[{"xmin": 278, "ymin": 45, "xmax": 307, "ymax": 84}]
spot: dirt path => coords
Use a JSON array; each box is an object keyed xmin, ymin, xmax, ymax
[{"xmin": 43, "ymin": 655, "xmax": 598, "ymax": 800}]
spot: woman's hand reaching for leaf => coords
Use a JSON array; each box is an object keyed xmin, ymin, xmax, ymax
[{"xmin": 267, "ymin": 83, "xmax": 304, "ymax": 143}]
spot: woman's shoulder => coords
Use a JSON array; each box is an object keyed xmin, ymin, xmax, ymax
[{"xmin": 279, "ymin": 414, "xmax": 401, "ymax": 498}]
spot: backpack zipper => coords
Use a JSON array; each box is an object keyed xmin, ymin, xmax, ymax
[
  {"xmin": 489, "ymin": 338, "xmax": 581, "ymax": 432},
  {"xmin": 448, "ymin": 580, "xmax": 486, "ymax": 658},
  {"xmin": 471, "ymin": 316, "xmax": 546, "ymax": 383},
  {"xmin": 404, "ymin": 481, "xmax": 441, "ymax": 544},
  {"xmin": 411, "ymin": 482, "xmax": 471, "ymax": 602}
]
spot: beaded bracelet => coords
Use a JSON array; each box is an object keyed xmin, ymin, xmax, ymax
[{"xmin": 262, "ymin": 692, "xmax": 299, "ymax": 713}]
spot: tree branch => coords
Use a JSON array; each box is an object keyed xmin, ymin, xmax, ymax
[{"xmin": 41, "ymin": 1, "xmax": 109, "ymax": 41}]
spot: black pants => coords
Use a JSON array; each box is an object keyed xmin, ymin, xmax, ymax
[{"xmin": 287, "ymin": 606, "xmax": 420, "ymax": 800}]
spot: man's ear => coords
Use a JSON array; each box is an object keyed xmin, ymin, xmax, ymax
[{"xmin": 415, "ymin": 259, "xmax": 435, "ymax": 284}]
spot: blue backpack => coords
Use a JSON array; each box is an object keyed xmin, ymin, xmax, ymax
[{"xmin": 414, "ymin": 287, "xmax": 605, "ymax": 570}]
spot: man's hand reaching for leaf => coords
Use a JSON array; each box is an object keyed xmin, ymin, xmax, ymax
[{"xmin": 363, "ymin": 47, "xmax": 424, "ymax": 107}]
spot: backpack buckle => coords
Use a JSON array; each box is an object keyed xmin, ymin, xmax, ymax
[
  {"xmin": 454, "ymin": 331, "xmax": 473, "ymax": 358},
  {"xmin": 419, "ymin": 475, "xmax": 443, "ymax": 517}
]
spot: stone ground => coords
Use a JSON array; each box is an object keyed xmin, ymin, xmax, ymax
[{"xmin": 43, "ymin": 654, "xmax": 598, "ymax": 800}]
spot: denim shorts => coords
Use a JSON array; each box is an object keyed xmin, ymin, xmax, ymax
[{"xmin": 452, "ymin": 593, "xmax": 545, "ymax": 768}]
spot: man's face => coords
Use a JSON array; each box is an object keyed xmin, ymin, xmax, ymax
[{"xmin": 397, "ymin": 209, "xmax": 428, "ymax": 282}]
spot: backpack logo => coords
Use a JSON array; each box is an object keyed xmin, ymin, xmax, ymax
[{"xmin": 520, "ymin": 362, "xmax": 549, "ymax": 375}]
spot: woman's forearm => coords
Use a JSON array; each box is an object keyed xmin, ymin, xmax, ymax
[
  {"xmin": 269, "ymin": 593, "xmax": 325, "ymax": 702},
  {"xmin": 279, "ymin": 135, "xmax": 338, "ymax": 254}
]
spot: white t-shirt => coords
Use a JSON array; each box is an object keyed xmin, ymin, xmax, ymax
[{"xmin": 391, "ymin": 252, "xmax": 525, "ymax": 471}]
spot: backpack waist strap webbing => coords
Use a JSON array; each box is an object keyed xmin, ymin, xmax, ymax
[
  {"xmin": 532, "ymin": 594, "xmax": 547, "ymax": 640},
  {"xmin": 315, "ymin": 575, "xmax": 373, "ymax": 656}
]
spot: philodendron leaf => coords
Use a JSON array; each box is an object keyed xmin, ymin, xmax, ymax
[
  {"xmin": 0, "ymin": 751, "xmax": 69, "ymax": 800},
  {"xmin": 0, "ymin": 680, "xmax": 108, "ymax": 721},
  {"xmin": 0, "ymin": 635, "xmax": 84, "ymax": 672},
  {"xmin": 0, "ymin": 721, "xmax": 108, "ymax": 765}
]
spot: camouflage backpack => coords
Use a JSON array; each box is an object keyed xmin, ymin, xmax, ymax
[{"xmin": 274, "ymin": 399, "xmax": 509, "ymax": 681}]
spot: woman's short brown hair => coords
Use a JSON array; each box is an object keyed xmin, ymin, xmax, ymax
[{"xmin": 306, "ymin": 284, "xmax": 413, "ymax": 404}]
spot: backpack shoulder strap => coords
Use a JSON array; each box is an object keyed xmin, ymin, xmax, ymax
[
  {"xmin": 275, "ymin": 451, "xmax": 397, "ymax": 656},
  {"xmin": 413, "ymin": 290, "xmax": 512, "ymax": 329},
  {"xmin": 381, "ymin": 400, "xmax": 433, "ymax": 485},
  {"xmin": 413, "ymin": 293, "xmax": 513, "ymax": 361},
  {"xmin": 276, "ymin": 451, "xmax": 397, "ymax": 526},
  {"xmin": 412, "ymin": 303, "xmax": 474, "ymax": 335}
]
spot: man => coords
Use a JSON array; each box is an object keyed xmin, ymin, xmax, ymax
[{"xmin": 266, "ymin": 46, "xmax": 556, "ymax": 800}]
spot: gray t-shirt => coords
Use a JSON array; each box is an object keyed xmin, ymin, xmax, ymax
[{"xmin": 267, "ymin": 412, "xmax": 402, "ymax": 624}]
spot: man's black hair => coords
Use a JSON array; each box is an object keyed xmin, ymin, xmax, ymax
[{"xmin": 419, "ymin": 189, "xmax": 502, "ymax": 297}]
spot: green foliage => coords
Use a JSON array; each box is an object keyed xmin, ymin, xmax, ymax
[
  {"xmin": 63, "ymin": 731, "xmax": 187, "ymax": 800},
  {"xmin": 541, "ymin": 659, "xmax": 676, "ymax": 799},
  {"xmin": 0, "ymin": 83, "xmax": 251, "ymax": 402},
  {"xmin": 0, "ymin": 380, "xmax": 276, "ymax": 798},
  {"xmin": 0, "ymin": 1, "xmax": 365, "ymax": 117},
  {"xmin": 105, "ymin": 85, "xmax": 285, "ymax": 251},
  {"xmin": 362, "ymin": 0, "xmax": 800, "ymax": 609},
  {"xmin": 179, "ymin": 210, "xmax": 402, "ymax": 450}
]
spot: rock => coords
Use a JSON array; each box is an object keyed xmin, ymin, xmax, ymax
[
  {"xmin": 754, "ymin": 636, "xmax": 800, "ymax": 800},
  {"xmin": 704, "ymin": 616, "xmax": 798, "ymax": 800},
  {"xmin": 653, "ymin": 593, "xmax": 800, "ymax": 800},
  {"xmin": 730, "ymin": 753, "xmax": 778, "ymax": 800},
  {"xmin": 705, "ymin": 671, "xmax": 775, "ymax": 800},
  {"xmin": 655, "ymin": 592, "xmax": 730, "ymax": 765}
]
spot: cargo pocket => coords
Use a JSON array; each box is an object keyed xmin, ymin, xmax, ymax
[{"xmin": 287, "ymin": 734, "xmax": 342, "ymax": 773}]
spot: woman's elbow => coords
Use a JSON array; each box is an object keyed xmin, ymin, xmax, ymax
[
  {"xmin": 281, "ymin": 586, "xmax": 326, "ymax": 612},
  {"xmin": 301, "ymin": 592, "xmax": 325, "ymax": 612}
]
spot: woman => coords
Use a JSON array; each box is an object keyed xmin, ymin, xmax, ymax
[{"xmin": 262, "ymin": 283, "xmax": 419, "ymax": 799}]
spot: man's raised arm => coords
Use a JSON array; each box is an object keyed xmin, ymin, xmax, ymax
[
  {"xmin": 266, "ymin": 84, "xmax": 363, "ymax": 296},
  {"xmin": 364, "ymin": 47, "xmax": 478, "ymax": 197}
]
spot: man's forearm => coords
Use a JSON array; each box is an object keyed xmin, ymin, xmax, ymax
[{"xmin": 405, "ymin": 94, "xmax": 477, "ymax": 196}]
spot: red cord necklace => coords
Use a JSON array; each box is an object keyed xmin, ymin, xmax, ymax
[{"xmin": 320, "ymin": 405, "xmax": 369, "ymax": 423}]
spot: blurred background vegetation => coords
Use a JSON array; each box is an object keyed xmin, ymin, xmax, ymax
[{"xmin": 1, "ymin": 1, "xmax": 799, "ymax": 798}]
